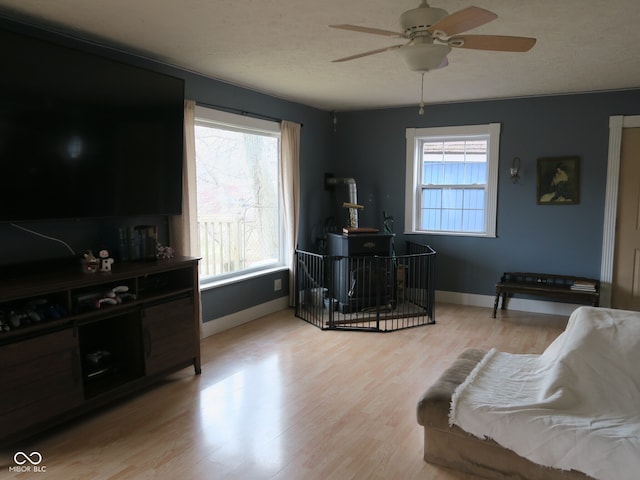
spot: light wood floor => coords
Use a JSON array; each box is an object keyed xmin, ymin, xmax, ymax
[{"xmin": 2, "ymin": 303, "xmax": 570, "ymax": 479}]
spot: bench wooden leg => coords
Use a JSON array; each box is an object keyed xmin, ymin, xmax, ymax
[{"xmin": 493, "ymin": 292, "xmax": 500, "ymax": 318}]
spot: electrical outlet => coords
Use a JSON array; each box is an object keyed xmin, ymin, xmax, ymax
[{"xmin": 274, "ymin": 278, "xmax": 282, "ymax": 291}]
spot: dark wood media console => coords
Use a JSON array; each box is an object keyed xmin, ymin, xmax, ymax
[{"xmin": 0, "ymin": 256, "xmax": 201, "ymax": 447}]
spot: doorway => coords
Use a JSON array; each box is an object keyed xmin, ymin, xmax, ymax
[
  {"xmin": 602, "ymin": 116, "xmax": 640, "ymax": 308},
  {"xmin": 612, "ymin": 127, "xmax": 640, "ymax": 310}
]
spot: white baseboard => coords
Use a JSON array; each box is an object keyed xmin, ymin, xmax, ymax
[
  {"xmin": 435, "ymin": 290, "xmax": 582, "ymax": 317},
  {"xmin": 201, "ymin": 296, "xmax": 290, "ymax": 338},
  {"xmin": 201, "ymin": 290, "xmax": 580, "ymax": 338}
]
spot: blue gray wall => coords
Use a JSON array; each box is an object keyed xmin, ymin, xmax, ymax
[
  {"xmin": 2, "ymin": 15, "xmax": 640, "ymax": 319},
  {"xmin": 330, "ymin": 92, "xmax": 640, "ymax": 296}
]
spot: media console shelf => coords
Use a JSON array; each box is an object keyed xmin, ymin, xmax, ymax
[{"xmin": 0, "ymin": 256, "xmax": 201, "ymax": 447}]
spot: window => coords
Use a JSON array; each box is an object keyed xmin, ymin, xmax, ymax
[
  {"xmin": 194, "ymin": 106, "xmax": 283, "ymax": 281},
  {"xmin": 405, "ymin": 123, "xmax": 500, "ymax": 237}
]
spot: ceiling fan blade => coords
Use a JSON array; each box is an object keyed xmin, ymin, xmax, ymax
[
  {"xmin": 449, "ymin": 35, "xmax": 536, "ymax": 52},
  {"xmin": 428, "ymin": 6, "xmax": 497, "ymax": 37},
  {"xmin": 332, "ymin": 45, "xmax": 403, "ymax": 63},
  {"xmin": 330, "ymin": 24, "xmax": 404, "ymax": 38}
]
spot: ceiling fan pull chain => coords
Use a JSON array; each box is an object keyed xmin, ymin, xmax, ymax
[{"xmin": 418, "ymin": 72, "xmax": 425, "ymax": 115}]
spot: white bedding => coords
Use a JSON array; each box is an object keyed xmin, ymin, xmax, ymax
[{"xmin": 449, "ymin": 306, "xmax": 640, "ymax": 480}]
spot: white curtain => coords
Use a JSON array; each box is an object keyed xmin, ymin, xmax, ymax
[
  {"xmin": 280, "ymin": 120, "xmax": 301, "ymax": 306},
  {"xmin": 169, "ymin": 99, "xmax": 199, "ymax": 257}
]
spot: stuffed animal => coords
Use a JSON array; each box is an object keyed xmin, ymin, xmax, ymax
[
  {"xmin": 156, "ymin": 243, "xmax": 174, "ymax": 259},
  {"xmin": 98, "ymin": 249, "xmax": 115, "ymax": 272},
  {"xmin": 82, "ymin": 250, "xmax": 99, "ymax": 273}
]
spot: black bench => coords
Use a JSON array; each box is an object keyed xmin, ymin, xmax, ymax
[{"xmin": 493, "ymin": 272, "xmax": 600, "ymax": 318}]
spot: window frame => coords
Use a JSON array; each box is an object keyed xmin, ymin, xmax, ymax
[
  {"xmin": 404, "ymin": 123, "xmax": 501, "ymax": 237},
  {"xmin": 194, "ymin": 105, "xmax": 285, "ymax": 284}
]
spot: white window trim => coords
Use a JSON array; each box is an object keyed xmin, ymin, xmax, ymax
[
  {"xmin": 194, "ymin": 105, "xmax": 285, "ymax": 284},
  {"xmin": 404, "ymin": 123, "xmax": 500, "ymax": 238},
  {"xmin": 195, "ymin": 106, "xmax": 280, "ymax": 137}
]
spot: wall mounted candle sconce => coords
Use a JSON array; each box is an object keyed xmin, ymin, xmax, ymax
[{"xmin": 510, "ymin": 157, "xmax": 521, "ymax": 183}]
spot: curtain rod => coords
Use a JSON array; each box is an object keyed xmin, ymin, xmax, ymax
[{"xmin": 195, "ymin": 101, "xmax": 303, "ymax": 127}]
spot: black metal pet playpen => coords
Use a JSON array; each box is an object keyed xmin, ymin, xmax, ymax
[{"xmin": 295, "ymin": 241, "xmax": 436, "ymax": 332}]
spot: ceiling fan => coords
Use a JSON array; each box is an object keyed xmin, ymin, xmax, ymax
[{"xmin": 330, "ymin": 1, "xmax": 536, "ymax": 72}]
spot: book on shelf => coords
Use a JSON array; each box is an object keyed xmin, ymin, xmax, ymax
[
  {"xmin": 570, "ymin": 280, "xmax": 597, "ymax": 292},
  {"xmin": 342, "ymin": 227, "xmax": 379, "ymax": 235}
]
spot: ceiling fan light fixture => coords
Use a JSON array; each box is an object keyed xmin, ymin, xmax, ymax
[
  {"xmin": 398, "ymin": 43, "xmax": 451, "ymax": 72},
  {"xmin": 330, "ymin": 2, "xmax": 537, "ymax": 79},
  {"xmin": 400, "ymin": 1, "xmax": 448, "ymax": 35}
]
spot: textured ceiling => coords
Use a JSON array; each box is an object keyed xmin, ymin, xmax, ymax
[{"xmin": 1, "ymin": 0, "xmax": 639, "ymax": 111}]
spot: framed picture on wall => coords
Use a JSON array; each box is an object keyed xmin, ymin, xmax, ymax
[{"xmin": 537, "ymin": 156, "xmax": 580, "ymax": 205}]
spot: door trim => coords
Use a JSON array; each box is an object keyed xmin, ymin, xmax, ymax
[{"xmin": 601, "ymin": 115, "xmax": 640, "ymax": 307}]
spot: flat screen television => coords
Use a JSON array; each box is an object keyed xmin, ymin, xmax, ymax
[{"xmin": 0, "ymin": 24, "xmax": 185, "ymax": 221}]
